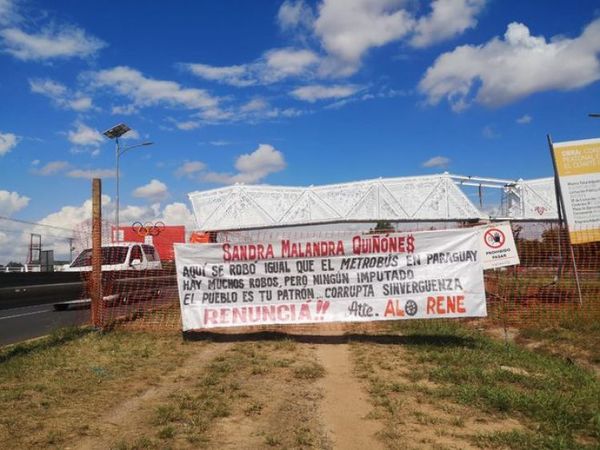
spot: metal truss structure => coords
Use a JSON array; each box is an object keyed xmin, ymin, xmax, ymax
[
  {"xmin": 188, "ymin": 173, "xmax": 561, "ymax": 231},
  {"xmin": 190, "ymin": 174, "xmax": 482, "ymax": 231},
  {"xmin": 500, "ymin": 177, "xmax": 559, "ymax": 220}
]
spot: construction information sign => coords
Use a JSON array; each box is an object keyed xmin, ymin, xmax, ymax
[
  {"xmin": 174, "ymin": 228, "xmax": 487, "ymax": 330},
  {"xmin": 480, "ymin": 222, "xmax": 520, "ymax": 269},
  {"xmin": 553, "ymin": 137, "xmax": 600, "ymax": 244}
]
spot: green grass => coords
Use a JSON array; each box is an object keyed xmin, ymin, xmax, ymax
[
  {"xmin": 144, "ymin": 341, "xmax": 329, "ymax": 448},
  {"xmin": 517, "ymin": 317, "xmax": 600, "ymax": 366},
  {"xmin": 0, "ymin": 326, "xmax": 91, "ymax": 363},
  {"xmin": 0, "ymin": 328, "xmax": 193, "ymax": 449},
  {"xmin": 293, "ymin": 361, "xmax": 326, "ymax": 380},
  {"xmin": 387, "ymin": 321, "xmax": 600, "ymax": 448}
]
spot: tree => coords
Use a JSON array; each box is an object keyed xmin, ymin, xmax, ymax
[
  {"xmin": 6, "ymin": 261, "xmax": 24, "ymax": 268},
  {"xmin": 369, "ymin": 220, "xmax": 395, "ymax": 234}
]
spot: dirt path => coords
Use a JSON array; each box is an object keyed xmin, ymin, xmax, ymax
[
  {"xmin": 72, "ymin": 342, "xmax": 225, "ymax": 450},
  {"xmin": 317, "ymin": 343, "xmax": 384, "ymax": 450}
]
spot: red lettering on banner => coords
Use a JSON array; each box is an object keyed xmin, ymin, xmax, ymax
[
  {"xmin": 220, "ymin": 308, "xmax": 230, "ymax": 323},
  {"xmin": 384, "ymin": 299, "xmax": 405, "ymax": 317},
  {"xmin": 352, "ymin": 234, "xmax": 415, "ymax": 255},
  {"xmin": 202, "ymin": 304, "xmax": 316, "ymax": 326},
  {"xmin": 222, "ymin": 243, "xmax": 274, "ymax": 262},
  {"xmin": 426, "ymin": 296, "xmax": 466, "ymax": 315},
  {"xmin": 205, "ymin": 309, "xmax": 219, "ymax": 324},
  {"xmin": 280, "ymin": 240, "xmax": 345, "ymax": 258},
  {"xmin": 232, "ymin": 307, "xmax": 246, "ymax": 324},
  {"xmin": 277, "ymin": 305, "xmax": 290, "ymax": 321},
  {"xmin": 299, "ymin": 303, "xmax": 311, "ymax": 321}
]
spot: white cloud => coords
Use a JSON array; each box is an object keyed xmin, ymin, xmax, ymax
[
  {"xmin": 133, "ymin": 179, "xmax": 168, "ymax": 201},
  {"xmin": 422, "ymin": 156, "xmax": 450, "ymax": 168},
  {"xmin": 117, "ymin": 204, "xmax": 152, "ymax": 225},
  {"xmin": 184, "ymin": 47, "xmax": 319, "ymax": 87},
  {"xmin": 209, "ymin": 140, "xmax": 231, "ymax": 146},
  {"xmin": 0, "ymin": 194, "xmax": 118, "ymax": 264},
  {"xmin": 314, "ymin": 0, "xmax": 414, "ymax": 72},
  {"xmin": 41, "ymin": 198, "xmax": 103, "ymax": 229},
  {"xmin": 184, "ymin": 63, "xmax": 255, "ymax": 87},
  {"xmin": 111, "ymin": 104, "xmax": 138, "ymax": 115},
  {"xmin": 160, "ymin": 202, "xmax": 197, "ymax": 231},
  {"xmin": 291, "ymin": 84, "xmax": 361, "ymax": 102},
  {"xmin": 67, "ymin": 123, "xmax": 104, "ymax": 147},
  {"xmin": 29, "ymin": 78, "xmax": 94, "ymax": 112},
  {"xmin": 0, "ymin": 190, "xmax": 29, "ymax": 216},
  {"xmin": 235, "ymin": 144, "xmax": 285, "ymax": 174},
  {"xmin": 419, "ymin": 19, "xmax": 600, "ymax": 110},
  {"xmin": 0, "ymin": 196, "xmax": 199, "ymax": 264},
  {"xmin": 203, "ymin": 143, "xmax": 286, "ymax": 185},
  {"xmin": 264, "ymin": 48, "xmax": 319, "ymax": 79},
  {"xmin": 30, "ymin": 78, "xmax": 66, "ymax": 97},
  {"xmin": 260, "ymin": 107, "xmax": 308, "ymax": 119},
  {"xmin": 120, "ymin": 129, "xmax": 140, "ymax": 140},
  {"xmin": 67, "ymin": 169, "xmax": 116, "ymax": 179},
  {"xmin": 68, "ymin": 96, "xmax": 93, "ymax": 111},
  {"xmin": 195, "ymin": 107, "xmax": 235, "ymax": 122},
  {"xmin": 240, "ymin": 98, "xmax": 268, "ymax": 112},
  {"xmin": 277, "ymin": 0, "xmax": 314, "ymax": 31},
  {"xmin": 482, "ymin": 125, "xmax": 500, "ymax": 139},
  {"xmin": 89, "ymin": 66, "xmax": 220, "ymax": 113},
  {"xmin": 0, "ymin": 131, "xmax": 18, "ymax": 156},
  {"xmin": 175, "ymin": 120, "xmax": 201, "ymax": 131},
  {"xmin": 0, "ymin": 0, "xmax": 19, "ymax": 26},
  {"xmin": 187, "ymin": 0, "xmax": 487, "ymax": 87},
  {"xmin": 411, "ymin": 0, "xmax": 485, "ymax": 48},
  {"xmin": 0, "ymin": 25, "xmax": 105, "ymax": 61},
  {"xmin": 175, "ymin": 161, "xmax": 206, "ymax": 178},
  {"xmin": 517, "ymin": 114, "xmax": 532, "ymax": 124},
  {"xmin": 33, "ymin": 160, "xmax": 70, "ymax": 175},
  {"xmin": 325, "ymin": 87, "xmax": 409, "ymax": 109}
]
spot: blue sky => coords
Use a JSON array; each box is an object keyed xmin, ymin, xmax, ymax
[{"xmin": 1, "ymin": 0, "xmax": 600, "ymax": 233}]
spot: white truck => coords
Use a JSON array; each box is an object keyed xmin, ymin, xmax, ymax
[
  {"xmin": 56, "ymin": 242, "xmax": 165, "ymax": 309},
  {"xmin": 64, "ymin": 242, "xmax": 162, "ymax": 272}
]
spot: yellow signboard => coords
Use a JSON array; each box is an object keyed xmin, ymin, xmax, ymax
[{"xmin": 553, "ymin": 138, "xmax": 600, "ymax": 244}]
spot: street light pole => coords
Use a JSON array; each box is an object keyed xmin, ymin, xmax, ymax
[
  {"xmin": 115, "ymin": 136, "xmax": 121, "ymax": 238},
  {"xmin": 103, "ymin": 123, "xmax": 153, "ymax": 242}
]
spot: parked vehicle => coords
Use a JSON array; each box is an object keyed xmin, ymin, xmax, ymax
[
  {"xmin": 112, "ymin": 225, "xmax": 185, "ymax": 261},
  {"xmin": 64, "ymin": 243, "xmax": 162, "ymax": 272}
]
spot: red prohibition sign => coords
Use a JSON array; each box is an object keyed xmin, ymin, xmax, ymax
[{"xmin": 484, "ymin": 228, "xmax": 505, "ymax": 249}]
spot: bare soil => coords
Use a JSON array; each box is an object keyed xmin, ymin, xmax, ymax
[
  {"xmin": 350, "ymin": 337, "xmax": 525, "ymax": 449},
  {"xmin": 4, "ymin": 323, "xmax": 595, "ymax": 449},
  {"xmin": 72, "ymin": 343, "xmax": 225, "ymax": 449},
  {"xmin": 317, "ymin": 343, "xmax": 383, "ymax": 450}
]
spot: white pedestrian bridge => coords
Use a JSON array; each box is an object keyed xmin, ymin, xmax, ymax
[{"xmin": 188, "ymin": 173, "xmax": 558, "ymax": 231}]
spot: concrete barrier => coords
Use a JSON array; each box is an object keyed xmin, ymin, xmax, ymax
[{"xmin": 0, "ymin": 273, "xmax": 84, "ymax": 310}]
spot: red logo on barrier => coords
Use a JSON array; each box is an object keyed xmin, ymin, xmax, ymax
[
  {"xmin": 535, "ymin": 206, "xmax": 546, "ymax": 216},
  {"xmin": 484, "ymin": 228, "xmax": 505, "ymax": 248},
  {"xmin": 132, "ymin": 221, "xmax": 166, "ymax": 237}
]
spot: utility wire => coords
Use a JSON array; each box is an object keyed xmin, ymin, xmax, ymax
[{"xmin": 0, "ymin": 215, "xmax": 75, "ymax": 232}]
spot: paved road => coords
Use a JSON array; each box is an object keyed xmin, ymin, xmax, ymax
[{"xmin": 0, "ymin": 303, "xmax": 89, "ymax": 347}]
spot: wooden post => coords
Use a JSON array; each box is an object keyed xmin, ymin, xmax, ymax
[{"xmin": 91, "ymin": 178, "xmax": 102, "ymax": 327}]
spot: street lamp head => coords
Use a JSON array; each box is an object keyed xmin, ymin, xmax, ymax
[
  {"xmin": 589, "ymin": 113, "xmax": 600, "ymax": 118},
  {"xmin": 103, "ymin": 123, "xmax": 131, "ymax": 139},
  {"xmin": 141, "ymin": 141, "xmax": 154, "ymax": 146}
]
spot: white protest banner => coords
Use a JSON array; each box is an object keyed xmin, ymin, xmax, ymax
[
  {"xmin": 553, "ymin": 137, "xmax": 600, "ymax": 244},
  {"xmin": 174, "ymin": 228, "xmax": 487, "ymax": 330},
  {"xmin": 479, "ymin": 222, "xmax": 520, "ymax": 269}
]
